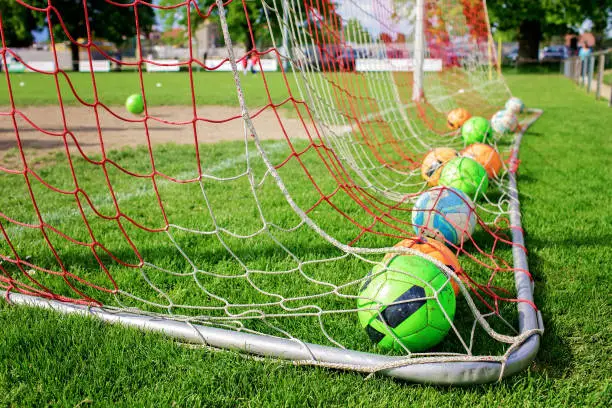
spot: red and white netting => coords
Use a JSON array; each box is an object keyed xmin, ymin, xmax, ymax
[{"xmin": 0, "ymin": 0, "xmax": 540, "ymax": 372}]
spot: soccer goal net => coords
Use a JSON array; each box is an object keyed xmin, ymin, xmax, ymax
[{"xmin": 0, "ymin": 0, "xmax": 543, "ymax": 384}]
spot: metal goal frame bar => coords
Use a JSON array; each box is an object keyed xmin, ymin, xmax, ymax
[{"xmin": 5, "ymin": 109, "xmax": 544, "ymax": 385}]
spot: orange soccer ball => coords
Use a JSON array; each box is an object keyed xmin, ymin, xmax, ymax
[
  {"xmin": 421, "ymin": 147, "xmax": 459, "ymax": 186},
  {"xmin": 447, "ymin": 108, "xmax": 472, "ymax": 130},
  {"xmin": 461, "ymin": 143, "xmax": 503, "ymax": 178},
  {"xmin": 384, "ymin": 237, "xmax": 463, "ymax": 296}
]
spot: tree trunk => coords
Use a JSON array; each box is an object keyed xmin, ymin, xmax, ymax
[
  {"xmin": 71, "ymin": 42, "xmax": 80, "ymax": 72},
  {"xmin": 517, "ymin": 20, "xmax": 541, "ymax": 65},
  {"xmin": 244, "ymin": 30, "xmax": 253, "ymax": 53}
]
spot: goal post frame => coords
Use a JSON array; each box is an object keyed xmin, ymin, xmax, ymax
[
  {"xmin": 412, "ymin": 0, "xmax": 425, "ymax": 101},
  {"xmin": 4, "ymin": 110, "xmax": 544, "ymax": 385},
  {"xmin": 0, "ymin": 0, "xmax": 545, "ymax": 385}
]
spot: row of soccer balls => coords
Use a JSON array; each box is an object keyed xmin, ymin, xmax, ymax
[
  {"xmin": 448, "ymin": 96, "xmax": 525, "ymax": 138},
  {"xmin": 356, "ymin": 97, "xmax": 526, "ymax": 353},
  {"xmin": 419, "ymin": 97, "xmax": 526, "ymax": 203}
]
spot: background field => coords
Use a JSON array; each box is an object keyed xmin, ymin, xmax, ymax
[
  {"xmin": 0, "ymin": 71, "xmax": 294, "ymax": 107},
  {"xmin": 0, "ymin": 72, "xmax": 611, "ymax": 407}
]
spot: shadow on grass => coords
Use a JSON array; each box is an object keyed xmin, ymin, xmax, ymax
[{"xmin": 520, "ymin": 246, "xmax": 573, "ymax": 379}]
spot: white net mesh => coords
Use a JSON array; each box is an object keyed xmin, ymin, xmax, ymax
[{"xmin": 0, "ymin": 0, "xmax": 541, "ymax": 378}]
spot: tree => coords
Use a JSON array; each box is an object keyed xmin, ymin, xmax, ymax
[
  {"xmin": 28, "ymin": 0, "xmax": 155, "ymax": 71},
  {"xmin": 487, "ymin": 0, "xmax": 612, "ymax": 63},
  {"xmin": 160, "ymin": 29, "xmax": 189, "ymax": 48},
  {"xmin": 344, "ymin": 18, "xmax": 372, "ymax": 43},
  {"xmin": 159, "ymin": 0, "xmax": 276, "ymax": 52},
  {"xmin": 159, "ymin": 0, "xmax": 341, "ymax": 52},
  {"xmin": 218, "ymin": 1, "xmax": 267, "ymax": 51},
  {"xmin": 0, "ymin": 0, "xmax": 38, "ymax": 47}
]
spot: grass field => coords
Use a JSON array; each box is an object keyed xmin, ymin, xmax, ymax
[
  {"xmin": 1, "ymin": 72, "xmax": 611, "ymax": 407},
  {"xmin": 0, "ymin": 71, "xmax": 294, "ymax": 108}
]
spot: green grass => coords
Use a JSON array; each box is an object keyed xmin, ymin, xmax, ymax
[
  {"xmin": 604, "ymin": 72, "xmax": 612, "ymax": 86},
  {"xmin": 1, "ymin": 73, "xmax": 611, "ymax": 406},
  {"xmin": 0, "ymin": 71, "xmax": 294, "ymax": 107}
]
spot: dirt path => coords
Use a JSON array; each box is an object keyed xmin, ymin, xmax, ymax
[
  {"xmin": 587, "ymin": 74, "xmax": 612, "ymax": 104},
  {"xmin": 0, "ymin": 105, "xmax": 312, "ymax": 167}
]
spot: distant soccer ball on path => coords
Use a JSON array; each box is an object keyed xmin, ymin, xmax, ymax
[
  {"xmin": 505, "ymin": 97, "xmax": 525, "ymax": 114},
  {"xmin": 461, "ymin": 116, "xmax": 493, "ymax": 145},
  {"xmin": 384, "ymin": 237, "xmax": 462, "ymax": 295},
  {"xmin": 411, "ymin": 186, "xmax": 477, "ymax": 246},
  {"xmin": 461, "ymin": 143, "xmax": 503, "ymax": 179},
  {"xmin": 125, "ymin": 94, "xmax": 144, "ymax": 115},
  {"xmin": 357, "ymin": 255, "xmax": 456, "ymax": 352},
  {"xmin": 491, "ymin": 110, "xmax": 518, "ymax": 135},
  {"xmin": 420, "ymin": 148, "xmax": 459, "ymax": 186},
  {"xmin": 438, "ymin": 157, "xmax": 488, "ymax": 200},
  {"xmin": 447, "ymin": 108, "xmax": 471, "ymax": 130}
]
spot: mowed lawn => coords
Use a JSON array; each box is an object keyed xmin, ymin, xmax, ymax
[
  {"xmin": 0, "ymin": 72, "xmax": 611, "ymax": 407},
  {"xmin": 0, "ymin": 70, "xmax": 294, "ymax": 108}
]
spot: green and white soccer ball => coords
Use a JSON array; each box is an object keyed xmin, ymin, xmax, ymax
[
  {"xmin": 357, "ymin": 255, "xmax": 456, "ymax": 352},
  {"xmin": 461, "ymin": 116, "xmax": 493, "ymax": 145},
  {"xmin": 438, "ymin": 157, "xmax": 489, "ymax": 201}
]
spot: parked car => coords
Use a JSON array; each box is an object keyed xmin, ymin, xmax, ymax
[
  {"xmin": 299, "ymin": 45, "xmax": 356, "ymax": 72},
  {"xmin": 0, "ymin": 53, "xmax": 22, "ymax": 72},
  {"xmin": 504, "ymin": 47, "xmax": 519, "ymax": 64},
  {"xmin": 336, "ymin": 48, "xmax": 356, "ymax": 71},
  {"xmin": 353, "ymin": 48, "xmax": 370, "ymax": 58},
  {"xmin": 539, "ymin": 46, "xmax": 568, "ymax": 62}
]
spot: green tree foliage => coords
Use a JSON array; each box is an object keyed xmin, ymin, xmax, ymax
[
  {"xmin": 488, "ymin": 0, "xmax": 612, "ymax": 61},
  {"xmin": 26, "ymin": 0, "xmax": 155, "ymax": 70},
  {"xmin": 160, "ymin": 29, "xmax": 189, "ymax": 48},
  {"xmin": 219, "ymin": 1, "xmax": 269, "ymax": 51},
  {"xmin": 159, "ymin": 0, "xmax": 276, "ymax": 51},
  {"xmin": 158, "ymin": 0, "xmax": 343, "ymax": 52},
  {"xmin": 0, "ymin": 0, "xmax": 37, "ymax": 47},
  {"xmin": 344, "ymin": 18, "xmax": 372, "ymax": 43}
]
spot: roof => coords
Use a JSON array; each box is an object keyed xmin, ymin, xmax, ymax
[{"xmin": 162, "ymin": 28, "xmax": 186, "ymax": 39}]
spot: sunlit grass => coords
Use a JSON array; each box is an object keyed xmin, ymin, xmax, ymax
[{"xmin": 0, "ymin": 73, "xmax": 610, "ymax": 406}]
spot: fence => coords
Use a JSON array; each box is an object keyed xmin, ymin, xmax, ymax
[{"xmin": 563, "ymin": 48, "xmax": 612, "ymax": 106}]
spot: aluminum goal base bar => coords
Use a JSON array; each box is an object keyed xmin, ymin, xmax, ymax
[{"xmin": 3, "ymin": 109, "xmax": 543, "ymax": 385}]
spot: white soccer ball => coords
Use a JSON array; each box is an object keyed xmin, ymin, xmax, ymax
[
  {"xmin": 491, "ymin": 110, "xmax": 518, "ymax": 134},
  {"xmin": 505, "ymin": 97, "xmax": 525, "ymax": 114}
]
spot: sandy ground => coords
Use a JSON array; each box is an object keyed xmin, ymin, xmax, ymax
[{"xmin": 0, "ymin": 105, "xmax": 312, "ymax": 167}]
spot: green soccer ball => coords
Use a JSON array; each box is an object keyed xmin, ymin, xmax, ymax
[
  {"xmin": 125, "ymin": 94, "xmax": 144, "ymax": 115},
  {"xmin": 357, "ymin": 255, "xmax": 456, "ymax": 352},
  {"xmin": 438, "ymin": 157, "xmax": 488, "ymax": 200},
  {"xmin": 461, "ymin": 116, "xmax": 493, "ymax": 145}
]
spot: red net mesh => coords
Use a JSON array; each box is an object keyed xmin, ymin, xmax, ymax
[{"xmin": 0, "ymin": 0, "xmax": 537, "ymax": 358}]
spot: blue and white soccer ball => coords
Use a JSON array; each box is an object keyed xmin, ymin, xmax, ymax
[
  {"xmin": 412, "ymin": 186, "xmax": 477, "ymax": 246},
  {"xmin": 505, "ymin": 97, "xmax": 525, "ymax": 114},
  {"xmin": 491, "ymin": 109, "xmax": 518, "ymax": 134}
]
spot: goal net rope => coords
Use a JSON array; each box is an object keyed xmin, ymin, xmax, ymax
[{"xmin": 0, "ymin": 0, "xmax": 542, "ymax": 382}]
